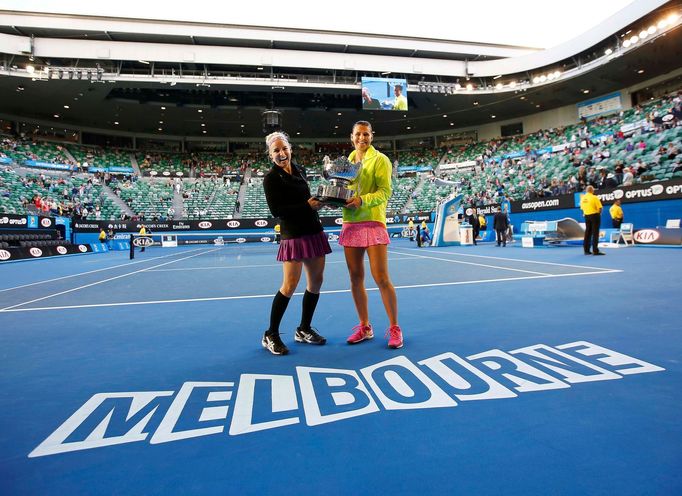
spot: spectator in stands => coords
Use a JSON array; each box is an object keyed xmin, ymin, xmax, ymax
[
  {"xmin": 580, "ymin": 185, "xmax": 604, "ymax": 256},
  {"xmin": 261, "ymin": 131, "xmax": 331, "ymax": 356},
  {"xmin": 622, "ymin": 167, "xmax": 635, "ymax": 186},
  {"xmin": 598, "ymin": 169, "xmax": 617, "ymax": 189},
  {"xmin": 341, "ymin": 120, "xmax": 403, "ymax": 349},
  {"xmin": 610, "ymin": 199, "xmax": 624, "ymax": 229},
  {"xmin": 494, "ymin": 206, "xmax": 509, "ymax": 247}
]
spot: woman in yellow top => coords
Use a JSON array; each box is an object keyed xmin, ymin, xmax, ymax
[{"xmin": 341, "ymin": 121, "xmax": 403, "ymax": 349}]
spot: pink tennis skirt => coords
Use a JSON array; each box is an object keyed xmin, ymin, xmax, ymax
[
  {"xmin": 339, "ymin": 221, "xmax": 390, "ymax": 248},
  {"xmin": 277, "ymin": 230, "xmax": 332, "ymax": 262}
]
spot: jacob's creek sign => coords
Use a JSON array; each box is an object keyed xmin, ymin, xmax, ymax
[{"xmin": 29, "ymin": 340, "xmax": 663, "ymax": 458}]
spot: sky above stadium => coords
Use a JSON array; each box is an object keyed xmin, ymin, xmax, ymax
[{"xmin": 3, "ymin": 0, "xmax": 635, "ymax": 49}]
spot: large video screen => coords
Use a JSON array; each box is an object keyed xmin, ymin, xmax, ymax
[{"xmin": 361, "ymin": 77, "xmax": 408, "ymax": 111}]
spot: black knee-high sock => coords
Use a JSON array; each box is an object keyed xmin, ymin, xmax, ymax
[
  {"xmin": 267, "ymin": 291, "xmax": 290, "ymax": 335},
  {"xmin": 300, "ymin": 290, "xmax": 320, "ymax": 330}
]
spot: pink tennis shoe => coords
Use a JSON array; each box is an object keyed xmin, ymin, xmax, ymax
[
  {"xmin": 386, "ymin": 325, "xmax": 404, "ymax": 349},
  {"xmin": 347, "ymin": 324, "xmax": 374, "ymax": 344}
]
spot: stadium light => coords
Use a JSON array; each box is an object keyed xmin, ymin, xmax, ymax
[
  {"xmin": 647, "ymin": 25, "xmax": 656, "ymax": 35},
  {"xmin": 623, "ymin": 39, "xmax": 631, "ymax": 48},
  {"xmin": 629, "ymin": 35, "xmax": 639, "ymax": 44},
  {"xmin": 605, "ymin": 48, "xmax": 613, "ymax": 55},
  {"xmin": 26, "ymin": 65, "xmax": 35, "ymax": 74},
  {"xmin": 639, "ymin": 30, "xmax": 648, "ymax": 39}
]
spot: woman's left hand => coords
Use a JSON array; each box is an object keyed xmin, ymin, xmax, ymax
[{"xmin": 344, "ymin": 196, "xmax": 362, "ymax": 209}]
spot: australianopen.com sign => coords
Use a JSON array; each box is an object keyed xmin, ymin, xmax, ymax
[{"xmin": 29, "ymin": 340, "xmax": 663, "ymax": 458}]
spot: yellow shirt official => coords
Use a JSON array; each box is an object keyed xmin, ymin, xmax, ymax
[
  {"xmin": 580, "ymin": 192, "xmax": 602, "ymax": 216},
  {"xmin": 609, "ymin": 204, "xmax": 623, "ymax": 221}
]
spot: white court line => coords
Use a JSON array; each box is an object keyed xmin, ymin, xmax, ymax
[
  {"xmin": 400, "ymin": 247, "xmax": 615, "ymax": 271},
  {"xmin": 148, "ymin": 257, "xmax": 416, "ymax": 272},
  {"xmin": 0, "ymin": 269, "xmax": 623, "ymax": 313},
  {"xmin": 0, "ymin": 247, "xmax": 221, "ymax": 311},
  {"xmin": 0, "ymin": 248, "xmax": 207, "ymax": 293},
  {"xmin": 388, "ymin": 249, "xmax": 552, "ymax": 276}
]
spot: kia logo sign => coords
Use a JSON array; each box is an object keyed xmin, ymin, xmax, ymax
[
  {"xmin": 41, "ymin": 218, "xmax": 52, "ymax": 227},
  {"xmin": 255, "ymin": 220, "xmax": 268, "ymax": 227},
  {"xmin": 198, "ymin": 221, "xmax": 212, "ymax": 229},
  {"xmin": 236, "ymin": 237, "xmax": 246, "ymax": 243},
  {"xmin": 634, "ymin": 229, "xmax": 660, "ymax": 243},
  {"xmin": 132, "ymin": 237, "xmax": 154, "ymax": 247},
  {"xmin": 227, "ymin": 221, "xmax": 240, "ymax": 228},
  {"xmin": 78, "ymin": 245, "xmax": 88, "ymax": 252},
  {"xmin": 0, "ymin": 249, "xmax": 10, "ymax": 261},
  {"xmin": 260, "ymin": 237, "xmax": 272, "ymax": 242},
  {"xmin": 56, "ymin": 246, "xmax": 67, "ymax": 255},
  {"xmin": 651, "ymin": 184, "xmax": 664, "ymax": 195},
  {"xmin": 334, "ymin": 218, "xmax": 343, "ymax": 225},
  {"xmin": 29, "ymin": 247, "xmax": 43, "ymax": 257}
]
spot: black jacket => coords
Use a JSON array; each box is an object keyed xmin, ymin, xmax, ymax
[
  {"xmin": 263, "ymin": 162, "xmax": 323, "ymax": 239},
  {"xmin": 493, "ymin": 211, "xmax": 509, "ymax": 230}
]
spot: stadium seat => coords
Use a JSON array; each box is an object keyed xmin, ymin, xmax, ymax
[{"xmin": 665, "ymin": 219, "xmax": 680, "ymax": 228}]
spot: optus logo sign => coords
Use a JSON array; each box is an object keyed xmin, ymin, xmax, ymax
[
  {"xmin": 29, "ymin": 247, "xmax": 43, "ymax": 257},
  {"xmin": 255, "ymin": 220, "xmax": 268, "ymax": 227},
  {"xmin": 634, "ymin": 229, "xmax": 660, "ymax": 244},
  {"xmin": 198, "ymin": 221, "xmax": 212, "ymax": 229}
]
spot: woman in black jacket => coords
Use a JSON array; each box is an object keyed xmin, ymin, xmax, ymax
[{"xmin": 261, "ymin": 132, "xmax": 332, "ymax": 355}]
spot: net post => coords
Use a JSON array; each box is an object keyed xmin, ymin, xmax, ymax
[{"xmin": 129, "ymin": 234, "xmax": 135, "ymax": 260}]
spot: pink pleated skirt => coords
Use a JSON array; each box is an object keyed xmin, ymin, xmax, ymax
[
  {"xmin": 277, "ymin": 230, "xmax": 332, "ymax": 262},
  {"xmin": 339, "ymin": 221, "xmax": 390, "ymax": 248}
]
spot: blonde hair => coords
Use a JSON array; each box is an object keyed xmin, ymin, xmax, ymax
[{"xmin": 265, "ymin": 131, "xmax": 290, "ymax": 151}]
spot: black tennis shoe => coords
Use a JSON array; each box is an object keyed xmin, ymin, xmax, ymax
[
  {"xmin": 294, "ymin": 326, "xmax": 327, "ymax": 345},
  {"xmin": 262, "ymin": 331, "xmax": 289, "ymax": 355}
]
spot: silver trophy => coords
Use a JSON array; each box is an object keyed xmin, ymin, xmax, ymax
[{"xmin": 314, "ymin": 156, "xmax": 363, "ymax": 207}]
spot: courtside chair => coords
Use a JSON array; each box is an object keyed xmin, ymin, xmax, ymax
[{"xmin": 611, "ymin": 222, "xmax": 634, "ymax": 246}]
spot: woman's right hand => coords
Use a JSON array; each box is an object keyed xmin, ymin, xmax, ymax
[{"xmin": 308, "ymin": 198, "xmax": 323, "ymax": 210}]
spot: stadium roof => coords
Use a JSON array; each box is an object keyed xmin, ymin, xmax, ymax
[{"xmin": 0, "ymin": 1, "xmax": 680, "ymax": 141}]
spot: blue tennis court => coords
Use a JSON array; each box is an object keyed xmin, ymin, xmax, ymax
[{"xmin": 1, "ymin": 240, "xmax": 680, "ymax": 495}]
